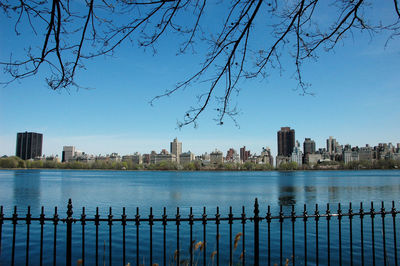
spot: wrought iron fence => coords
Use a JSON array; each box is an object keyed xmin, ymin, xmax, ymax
[{"xmin": 0, "ymin": 198, "xmax": 399, "ymax": 266}]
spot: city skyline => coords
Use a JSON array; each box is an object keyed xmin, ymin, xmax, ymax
[{"xmin": 3, "ymin": 130, "xmax": 399, "ymax": 159}]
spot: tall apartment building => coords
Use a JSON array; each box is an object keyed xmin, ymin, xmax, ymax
[
  {"xmin": 327, "ymin": 136, "xmax": 338, "ymax": 154},
  {"xmin": 303, "ymin": 138, "xmax": 316, "ymax": 155},
  {"xmin": 277, "ymin": 127, "xmax": 295, "ymax": 157},
  {"xmin": 240, "ymin": 146, "xmax": 250, "ymax": 162},
  {"xmin": 170, "ymin": 138, "xmax": 182, "ymax": 163},
  {"xmin": 16, "ymin": 132, "xmax": 43, "ymax": 160}
]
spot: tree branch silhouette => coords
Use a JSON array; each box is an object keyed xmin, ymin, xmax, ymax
[{"xmin": 1, "ymin": 0, "xmax": 399, "ymax": 126}]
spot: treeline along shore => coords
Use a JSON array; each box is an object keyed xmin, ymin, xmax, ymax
[{"xmin": 1, "ymin": 156, "xmax": 399, "ymax": 171}]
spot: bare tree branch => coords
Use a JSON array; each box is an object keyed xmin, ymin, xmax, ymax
[
  {"xmin": 395, "ymin": 0, "xmax": 400, "ymax": 18},
  {"xmin": 1, "ymin": 0, "xmax": 399, "ymax": 126}
]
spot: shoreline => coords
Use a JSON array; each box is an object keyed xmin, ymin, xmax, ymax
[
  {"xmin": 0, "ymin": 167, "xmax": 398, "ymax": 172},
  {"xmin": 2, "ymin": 157, "xmax": 399, "ymax": 171}
]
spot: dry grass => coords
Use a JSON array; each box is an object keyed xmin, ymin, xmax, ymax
[
  {"xmin": 210, "ymin": 250, "xmax": 217, "ymax": 261},
  {"xmin": 76, "ymin": 231, "xmax": 250, "ymax": 266},
  {"xmin": 194, "ymin": 241, "xmax": 204, "ymax": 251},
  {"xmin": 234, "ymin": 232, "xmax": 242, "ymax": 250}
]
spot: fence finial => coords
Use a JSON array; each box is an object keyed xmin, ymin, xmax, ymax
[
  {"xmin": 254, "ymin": 198, "xmax": 259, "ymax": 217},
  {"xmin": 67, "ymin": 198, "xmax": 73, "ymax": 218}
]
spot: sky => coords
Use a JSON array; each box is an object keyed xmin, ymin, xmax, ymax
[{"xmin": 0, "ymin": 1, "xmax": 399, "ymax": 158}]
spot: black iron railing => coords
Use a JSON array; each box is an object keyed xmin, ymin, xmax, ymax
[{"xmin": 0, "ymin": 199, "xmax": 399, "ymax": 266}]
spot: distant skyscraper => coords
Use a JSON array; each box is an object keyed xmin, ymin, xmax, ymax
[
  {"xmin": 170, "ymin": 138, "xmax": 182, "ymax": 163},
  {"xmin": 240, "ymin": 146, "xmax": 250, "ymax": 162},
  {"xmin": 277, "ymin": 127, "xmax": 295, "ymax": 157},
  {"xmin": 16, "ymin": 131, "xmax": 43, "ymax": 160},
  {"xmin": 327, "ymin": 136, "xmax": 338, "ymax": 154},
  {"xmin": 303, "ymin": 138, "xmax": 316, "ymax": 155}
]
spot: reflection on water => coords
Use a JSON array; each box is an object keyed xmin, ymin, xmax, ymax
[
  {"xmin": 12, "ymin": 170, "xmax": 41, "ymax": 210},
  {"xmin": 277, "ymin": 172, "xmax": 298, "ymax": 206},
  {"xmin": 278, "ymin": 187, "xmax": 297, "ymax": 206}
]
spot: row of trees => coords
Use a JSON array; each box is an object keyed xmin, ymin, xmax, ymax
[
  {"xmin": 0, "ymin": 157, "xmax": 272, "ymax": 171},
  {"xmin": 291, "ymin": 160, "xmax": 400, "ymax": 170},
  {"xmin": 341, "ymin": 160, "xmax": 400, "ymax": 170},
  {"xmin": 1, "ymin": 157, "xmax": 399, "ymax": 171}
]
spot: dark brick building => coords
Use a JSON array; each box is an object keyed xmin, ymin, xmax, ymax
[
  {"xmin": 16, "ymin": 132, "xmax": 43, "ymax": 160},
  {"xmin": 240, "ymin": 146, "xmax": 251, "ymax": 162},
  {"xmin": 277, "ymin": 127, "xmax": 295, "ymax": 157}
]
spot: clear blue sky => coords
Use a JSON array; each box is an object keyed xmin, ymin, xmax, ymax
[{"xmin": 0, "ymin": 1, "xmax": 399, "ymax": 158}]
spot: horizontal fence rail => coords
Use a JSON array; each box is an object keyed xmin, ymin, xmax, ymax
[{"xmin": 0, "ymin": 199, "xmax": 399, "ymax": 265}]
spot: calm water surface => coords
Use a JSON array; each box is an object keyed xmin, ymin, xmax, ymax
[{"xmin": 0, "ymin": 169, "xmax": 399, "ymax": 265}]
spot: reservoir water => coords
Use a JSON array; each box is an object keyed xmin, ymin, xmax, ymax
[{"xmin": 0, "ymin": 169, "xmax": 399, "ymax": 265}]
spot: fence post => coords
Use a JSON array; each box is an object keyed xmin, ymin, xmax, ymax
[
  {"xmin": 66, "ymin": 199, "xmax": 73, "ymax": 266},
  {"xmin": 254, "ymin": 198, "xmax": 260, "ymax": 266}
]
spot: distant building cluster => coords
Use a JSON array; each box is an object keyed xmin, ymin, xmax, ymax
[
  {"xmin": 275, "ymin": 127, "xmax": 400, "ymax": 167},
  {"xmin": 13, "ymin": 130, "xmax": 400, "ymax": 167},
  {"xmin": 58, "ymin": 139, "xmax": 273, "ymax": 167}
]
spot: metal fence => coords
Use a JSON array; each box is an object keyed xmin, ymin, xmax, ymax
[{"xmin": 0, "ymin": 198, "xmax": 399, "ymax": 266}]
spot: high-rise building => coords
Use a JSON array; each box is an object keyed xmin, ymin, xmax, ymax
[
  {"xmin": 62, "ymin": 146, "xmax": 75, "ymax": 162},
  {"xmin": 226, "ymin": 148, "xmax": 240, "ymax": 162},
  {"xmin": 303, "ymin": 138, "xmax": 316, "ymax": 155},
  {"xmin": 327, "ymin": 136, "xmax": 338, "ymax": 154},
  {"xmin": 170, "ymin": 138, "xmax": 182, "ymax": 163},
  {"xmin": 16, "ymin": 131, "xmax": 43, "ymax": 160},
  {"xmin": 240, "ymin": 146, "xmax": 250, "ymax": 162},
  {"xmin": 277, "ymin": 127, "xmax": 295, "ymax": 157}
]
